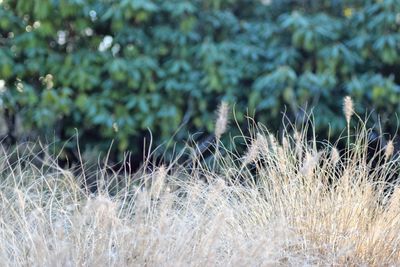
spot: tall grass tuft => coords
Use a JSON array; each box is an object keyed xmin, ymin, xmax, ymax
[
  {"xmin": 1, "ymin": 114, "xmax": 400, "ymax": 266},
  {"xmin": 344, "ymin": 96, "xmax": 354, "ymax": 149}
]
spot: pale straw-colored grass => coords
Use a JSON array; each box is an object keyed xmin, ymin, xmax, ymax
[{"xmin": 1, "ymin": 111, "xmax": 400, "ymax": 266}]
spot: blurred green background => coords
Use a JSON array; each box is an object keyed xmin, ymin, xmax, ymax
[{"xmin": 0, "ymin": 0, "xmax": 400, "ymax": 164}]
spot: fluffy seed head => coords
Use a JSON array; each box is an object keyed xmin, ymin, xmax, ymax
[
  {"xmin": 256, "ymin": 133, "xmax": 269, "ymax": 156},
  {"xmin": 215, "ymin": 101, "xmax": 229, "ymax": 140},
  {"xmin": 343, "ymin": 96, "xmax": 354, "ymax": 125},
  {"xmin": 244, "ymin": 136, "xmax": 262, "ymax": 165},
  {"xmin": 300, "ymin": 151, "xmax": 320, "ymax": 177},
  {"xmin": 151, "ymin": 165, "xmax": 167, "ymax": 199},
  {"xmin": 385, "ymin": 140, "xmax": 394, "ymax": 160},
  {"xmin": 294, "ymin": 130, "xmax": 303, "ymax": 161},
  {"xmin": 331, "ymin": 147, "xmax": 340, "ymax": 166}
]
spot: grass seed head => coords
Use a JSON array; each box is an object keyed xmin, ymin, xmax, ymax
[
  {"xmin": 151, "ymin": 165, "xmax": 167, "ymax": 199},
  {"xmin": 300, "ymin": 151, "xmax": 321, "ymax": 177},
  {"xmin": 385, "ymin": 140, "xmax": 394, "ymax": 160},
  {"xmin": 331, "ymin": 147, "xmax": 340, "ymax": 166},
  {"xmin": 244, "ymin": 136, "xmax": 261, "ymax": 165},
  {"xmin": 215, "ymin": 101, "xmax": 229, "ymax": 141},
  {"xmin": 343, "ymin": 96, "xmax": 354, "ymax": 125}
]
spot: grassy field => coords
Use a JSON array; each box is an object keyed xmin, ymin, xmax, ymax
[{"xmin": 1, "ymin": 98, "xmax": 400, "ymax": 266}]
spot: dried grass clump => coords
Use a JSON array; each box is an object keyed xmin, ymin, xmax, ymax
[{"xmin": 1, "ymin": 115, "xmax": 400, "ymax": 266}]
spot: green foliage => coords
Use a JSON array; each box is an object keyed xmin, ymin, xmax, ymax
[{"xmin": 0, "ymin": 0, "xmax": 400, "ymax": 159}]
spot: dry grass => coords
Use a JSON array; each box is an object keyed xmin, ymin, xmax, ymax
[{"xmin": 1, "ymin": 109, "xmax": 400, "ymax": 266}]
